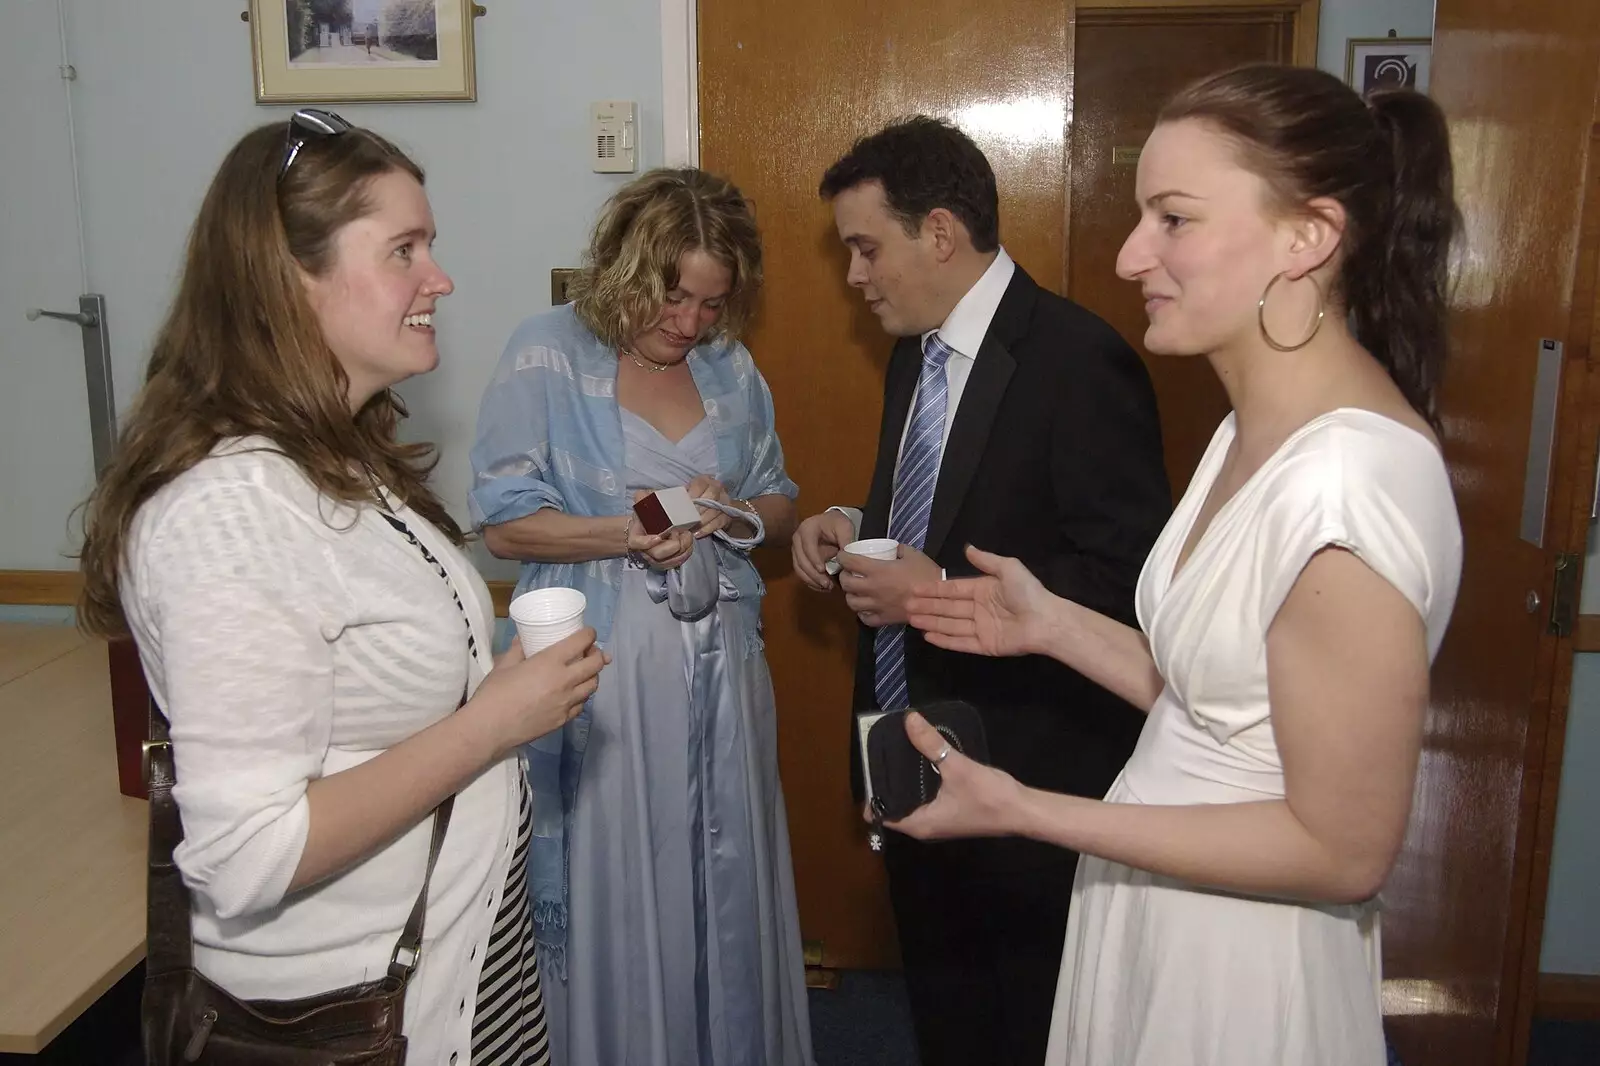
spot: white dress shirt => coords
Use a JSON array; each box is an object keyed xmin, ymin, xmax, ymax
[{"xmin": 834, "ymin": 247, "xmax": 1017, "ymax": 538}]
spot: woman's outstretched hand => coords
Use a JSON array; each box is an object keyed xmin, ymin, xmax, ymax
[{"xmin": 904, "ymin": 545, "xmax": 1062, "ymax": 659}]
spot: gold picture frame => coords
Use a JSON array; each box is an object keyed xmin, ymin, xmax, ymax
[
  {"xmin": 1343, "ymin": 36, "xmax": 1431, "ymax": 96},
  {"xmin": 249, "ymin": 1, "xmax": 479, "ymax": 104}
]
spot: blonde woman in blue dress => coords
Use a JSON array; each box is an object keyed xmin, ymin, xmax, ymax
[
  {"xmin": 887, "ymin": 64, "xmax": 1464, "ymax": 1065},
  {"xmin": 470, "ymin": 168, "xmax": 811, "ymax": 1066}
]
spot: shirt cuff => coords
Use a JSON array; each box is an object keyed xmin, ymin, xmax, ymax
[{"xmin": 827, "ymin": 505, "xmax": 863, "ymax": 542}]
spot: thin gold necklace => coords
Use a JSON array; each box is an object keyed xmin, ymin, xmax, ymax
[{"xmin": 623, "ymin": 347, "xmax": 672, "ymax": 374}]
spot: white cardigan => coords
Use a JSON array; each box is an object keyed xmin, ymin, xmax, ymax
[{"xmin": 122, "ymin": 439, "xmax": 517, "ymax": 1066}]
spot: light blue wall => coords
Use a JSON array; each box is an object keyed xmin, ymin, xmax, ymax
[
  {"xmin": 1541, "ymin": 523, "xmax": 1600, "ymax": 975},
  {"xmin": 1315, "ymin": 0, "xmax": 1435, "ymax": 82},
  {"xmin": 3, "ymin": 0, "xmax": 665, "ymax": 583}
]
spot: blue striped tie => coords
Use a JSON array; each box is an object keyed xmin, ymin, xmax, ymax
[{"xmin": 873, "ymin": 332, "xmax": 954, "ymax": 710}]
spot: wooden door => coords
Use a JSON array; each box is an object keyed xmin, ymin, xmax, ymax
[
  {"xmin": 699, "ymin": 0, "xmax": 1072, "ymax": 968},
  {"xmin": 1068, "ymin": 3, "xmax": 1316, "ymax": 486},
  {"xmin": 1384, "ymin": 4, "xmax": 1600, "ymax": 1064}
]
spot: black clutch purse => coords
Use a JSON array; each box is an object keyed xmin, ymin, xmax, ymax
[{"xmin": 857, "ymin": 700, "xmax": 990, "ymax": 850}]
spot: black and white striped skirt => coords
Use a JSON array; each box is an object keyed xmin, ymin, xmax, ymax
[{"xmin": 470, "ymin": 778, "xmax": 550, "ymax": 1065}]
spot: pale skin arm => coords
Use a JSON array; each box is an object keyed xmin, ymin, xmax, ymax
[
  {"xmin": 481, "ymin": 506, "xmax": 695, "ymax": 570},
  {"xmin": 289, "ymin": 630, "xmax": 608, "ymax": 892},
  {"xmin": 482, "ymin": 487, "xmax": 794, "ymax": 568},
  {"xmin": 905, "ymin": 545, "xmax": 1165, "ymax": 712},
  {"xmin": 483, "ymin": 509, "xmax": 658, "ymax": 564},
  {"xmin": 893, "ymin": 547, "xmax": 1430, "ymax": 904},
  {"xmin": 1041, "ymin": 602, "xmax": 1166, "ymax": 714},
  {"xmin": 744, "ymin": 494, "xmax": 797, "ymax": 548}
]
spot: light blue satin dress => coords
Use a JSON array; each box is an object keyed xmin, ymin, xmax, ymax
[{"xmin": 542, "ymin": 408, "xmax": 813, "ymax": 1066}]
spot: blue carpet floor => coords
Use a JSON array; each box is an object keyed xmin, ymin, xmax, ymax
[
  {"xmin": 4, "ymin": 963, "xmax": 1596, "ymax": 1064},
  {"xmin": 800, "ymin": 970, "xmax": 1600, "ymax": 1066}
]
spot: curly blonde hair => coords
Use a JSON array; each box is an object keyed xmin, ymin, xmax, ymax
[
  {"xmin": 568, "ymin": 168, "xmax": 763, "ymax": 348},
  {"xmin": 76, "ymin": 120, "xmax": 462, "ymax": 637}
]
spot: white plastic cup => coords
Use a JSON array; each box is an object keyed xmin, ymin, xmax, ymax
[
  {"xmin": 508, "ymin": 588, "xmax": 587, "ymax": 656},
  {"xmin": 826, "ymin": 537, "xmax": 900, "ymax": 575},
  {"xmin": 842, "ymin": 538, "xmax": 899, "ymax": 561}
]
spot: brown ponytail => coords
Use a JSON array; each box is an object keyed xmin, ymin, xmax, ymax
[{"xmin": 1345, "ymin": 88, "xmax": 1460, "ymax": 423}]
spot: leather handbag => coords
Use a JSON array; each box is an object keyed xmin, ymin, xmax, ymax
[
  {"xmin": 141, "ymin": 701, "xmax": 453, "ymax": 1064},
  {"xmin": 858, "ymin": 699, "xmax": 990, "ymax": 849}
]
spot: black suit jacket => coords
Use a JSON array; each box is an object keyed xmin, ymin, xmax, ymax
[{"xmin": 851, "ymin": 264, "xmax": 1171, "ymax": 804}]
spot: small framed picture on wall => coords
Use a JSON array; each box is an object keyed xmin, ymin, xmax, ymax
[
  {"xmin": 1344, "ymin": 37, "xmax": 1432, "ymax": 96},
  {"xmin": 249, "ymin": 0, "xmax": 480, "ymax": 104}
]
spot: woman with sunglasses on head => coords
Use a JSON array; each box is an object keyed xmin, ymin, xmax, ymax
[
  {"xmin": 77, "ymin": 111, "xmax": 604, "ymax": 1065},
  {"xmin": 887, "ymin": 65, "xmax": 1465, "ymax": 1064},
  {"xmin": 468, "ymin": 169, "xmax": 811, "ymax": 1065}
]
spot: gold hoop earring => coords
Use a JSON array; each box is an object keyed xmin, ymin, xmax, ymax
[{"xmin": 1258, "ymin": 271, "xmax": 1325, "ymax": 352}]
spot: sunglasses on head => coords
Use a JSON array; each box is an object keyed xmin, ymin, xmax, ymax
[{"xmin": 279, "ymin": 108, "xmax": 353, "ymax": 179}]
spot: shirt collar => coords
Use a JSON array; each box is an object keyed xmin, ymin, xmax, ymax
[{"xmin": 922, "ymin": 246, "xmax": 1016, "ymax": 360}]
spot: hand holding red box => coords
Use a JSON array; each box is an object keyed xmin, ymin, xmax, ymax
[{"xmin": 632, "ymin": 485, "xmax": 704, "ymax": 535}]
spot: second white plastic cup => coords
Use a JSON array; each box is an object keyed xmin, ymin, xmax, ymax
[{"xmin": 508, "ymin": 587, "xmax": 587, "ymax": 656}]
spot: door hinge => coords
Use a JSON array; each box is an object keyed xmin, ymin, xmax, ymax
[{"xmin": 1548, "ymin": 552, "xmax": 1582, "ymax": 636}]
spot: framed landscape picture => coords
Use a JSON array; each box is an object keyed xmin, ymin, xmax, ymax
[
  {"xmin": 250, "ymin": 0, "xmax": 479, "ymax": 104},
  {"xmin": 1344, "ymin": 37, "xmax": 1431, "ymax": 96}
]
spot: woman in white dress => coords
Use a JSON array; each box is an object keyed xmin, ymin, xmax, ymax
[{"xmin": 885, "ymin": 64, "xmax": 1464, "ymax": 1065}]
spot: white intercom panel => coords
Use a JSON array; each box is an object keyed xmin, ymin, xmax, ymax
[{"xmin": 591, "ymin": 101, "xmax": 637, "ymax": 174}]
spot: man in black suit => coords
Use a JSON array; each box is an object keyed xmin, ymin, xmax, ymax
[{"xmin": 791, "ymin": 116, "xmax": 1171, "ymax": 1066}]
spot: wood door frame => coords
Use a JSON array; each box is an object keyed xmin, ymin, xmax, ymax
[
  {"xmin": 1062, "ymin": 0, "xmax": 1320, "ymax": 289},
  {"xmin": 662, "ymin": 0, "xmax": 699, "ymax": 165},
  {"xmin": 1507, "ymin": 125, "xmax": 1600, "ymax": 1060},
  {"xmin": 1075, "ymin": 0, "xmax": 1319, "ymax": 67}
]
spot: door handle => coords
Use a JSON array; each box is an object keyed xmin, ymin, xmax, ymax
[
  {"xmin": 25, "ymin": 295, "xmax": 116, "ymax": 477},
  {"xmin": 27, "ymin": 306, "xmax": 100, "ymax": 328}
]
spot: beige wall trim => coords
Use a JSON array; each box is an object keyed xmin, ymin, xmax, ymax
[
  {"xmin": 1535, "ymin": 972, "xmax": 1600, "ymax": 1021},
  {"xmin": 0, "ymin": 570, "xmax": 81, "ymax": 607},
  {"xmin": 0, "ymin": 568, "xmax": 514, "ymax": 618}
]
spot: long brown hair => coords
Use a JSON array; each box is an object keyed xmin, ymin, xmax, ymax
[
  {"xmin": 77, "ymin": 120, "xmax": 463, "ymax": 637},
  {"xmin": 1161, "ymin": 64, "xmax": 1460, "ymax": 425},
  {"xmin": 567, "ymin": 167, "xmax": 764, "ymax": 348}
]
